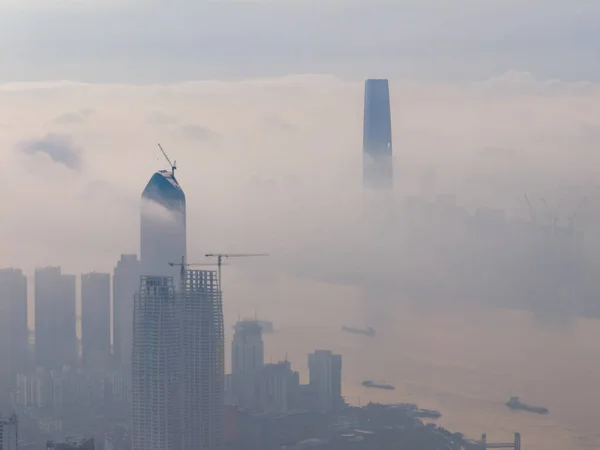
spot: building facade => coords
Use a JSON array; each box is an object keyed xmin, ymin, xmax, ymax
[
  {"xmin": 132, "ymin": 276, "xmax": 180, "ymax": 450},
  {"xmin": 140, "ymin": 170, "xmax": 186, "ymax": 286},
  {"xmin": 363, "ymin": 78, "xmax": 393, "ymax": 191},
  {"xmin": 0, "ymin": 414, "xmax": 18, "ymax": 450},
  {"xmin": 231, "ymin": 320, "xmax": 264, "ymax": 409},
  {"xmin": 112, "ymin": 254, "xmax": 139, "ymax": 369},
  {"xmin": 308, "ymin": 350, "xmax": 343, "ymax": 412},
  {"xmin": 35, "ymin": 267, "xmax": 77, "ymax": 370},
  {"xmin": 0, "ymin": 269, "xmax": 28, "ymax": 400},
  {"xmin": 181, "ymin": 270, "xmax": 224, "ymax": 450},
  {"xmin": 258, "ymin": 361, "xmax": 300, "ymax": 414},
  {"xmin": 81, "ymin": 273, "xmax": 111, "ymax": 367}
]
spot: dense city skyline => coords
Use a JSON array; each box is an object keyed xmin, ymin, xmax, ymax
[{"xmin": 2, "ymin": 2, "xmax": 600, "ymax": 448}]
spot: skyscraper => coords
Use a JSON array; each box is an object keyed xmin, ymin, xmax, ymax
[
  {"xmin": 308, "ymin": 350, "xmax": 343, "ymax": 411},
  {"xmin": 181, "ymin": 270, "xmax": 224, "ymax": 450},
  {"xmin": 132, "ymin": 276, "xmax": 180, "ymax": 450},
  {"xmin": 35, "ymin": 267, "xmax": 77, "ymax": 370},
  {"xmin": 140, "ymin": 169, "xmax": 186, "ymax": 284},
  {"xmin": 81, "ymin": 272, "xmax": 111, "ymax": 367},
  {"xmin": 0, "ymin": 269, "xmax": 28, "ymax": 398},
  {"xmin": 113, "ymin": 254, "xmax": 139, "ymax": 368},
  {"xmin": 363, "ymin": 79, "xmax": 393, "ymax": 190},
  {"xmin": 231, "ymin": 320, "xmax": 264, "ymax": 409}
]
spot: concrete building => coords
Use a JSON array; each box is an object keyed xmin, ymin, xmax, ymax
[
  {"xmin": 81, "ymin": 273, "xmax": 111, "ymax": 367},
  {"xmin": 35, "ymin": 267, "xmax": 77, "ymax": 370},
  {"xmin": 46, "ymin": 436, "xmax": 95, "ymax": 450},
  {"xmin": 258, "ymin": 361, "xmax": 300, "ymax": 414},
  {"xmin": 113, "ymin": 254, "xmax": 139, "ymax": 369},
  {"xmin": 231, "ymin": 320, "xmax": 264, "ymax": 409},
  {"xmin": 132, "ymin": 276, "xmax": 180, "ymax": 450},
  {"xmin": 181, "ymin": 269, "xmax": 224, "ymax": 450},
  {"xmin": 363, "ymin": 79, "xmax": 393, "ymax": 191},
  {"xmin": 308, "ymin": 350, "xmax": 343, "ymax": 411},
  {"xmin": 140, "ymin": 169, "xmax": 186, "ymax": 286},
  {"xmin": 0, "ymin": 269, "xmax": 28, "ymax": 400},
  {"xmin": 0, "ymin": 414, "xmax": 18, "ymax": 450}
]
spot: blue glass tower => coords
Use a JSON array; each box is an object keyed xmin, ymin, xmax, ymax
[
  {"xmin": 363, "ymin": 79, "xmax": 393, "ymax": 190},
  {"xmin": 140, "ymin": 169, "xmax": 186, "ymax": 285}
]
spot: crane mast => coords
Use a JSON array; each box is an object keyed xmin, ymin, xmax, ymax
[
  {"xmin": 205, "ymin": 253, "xmax": 269, "ymax": 292},
  {"xmin": 157, "ymin": 142, "xmax": 177, "ymax": 175}
]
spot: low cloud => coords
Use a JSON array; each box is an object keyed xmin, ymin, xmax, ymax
[
  {"xmin": 179, "ymin": 124, "xmax": 220, "ymax": 142},
  {"xmin": 147, "ymin": 110, "xmax": 179, "ymax": 126},
  {"xmin": 17, "ymin": 133, "xmax": 83, "ymax": 170},
  {"xmin": 51, "ymin": 109, "xmax": 94, "ymax": 125}
]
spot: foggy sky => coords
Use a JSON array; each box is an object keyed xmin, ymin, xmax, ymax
[
  {"xmin": 1, "ymin": 1, "xmax": 599, "ymax": 82},
  {"xmin": 1, "ymin": 73, "xmax": 600, "ymax": 278}
]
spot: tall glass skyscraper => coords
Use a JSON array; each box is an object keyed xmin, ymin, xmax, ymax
[
  {"xmin": 140, "ymin": 169, "xmax": 186, "ymax": 284},
  {"xmin": 363, "ymin": 79, "xmax": 393, "ymax": 190}
]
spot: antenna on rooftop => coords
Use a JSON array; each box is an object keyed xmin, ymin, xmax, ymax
[{"xmin": 157, "ymin": 142, "xmax": 177, "ymax": 175}]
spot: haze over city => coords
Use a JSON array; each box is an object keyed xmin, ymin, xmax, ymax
[{"xmin": 1, "ymin": 2, "xmax": 600, "ymax": 450}]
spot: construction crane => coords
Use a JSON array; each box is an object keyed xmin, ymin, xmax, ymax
[
  {"xmin": 523, "ymin": 193, "xmax": 536, "ymax": 224},
  {"xmin": 157, "ymin": 142, "xmax": 177, "ymax": 175},
  {"xmin": 568, "ymin": 196, "xmax": 587, "ymax": 229},
  {"xmin": 205, "ymin": 253, "xmax": 269, "ymax": 292},
  {"xmin": 540, "ymin": 197, "xmax": 558, "ymax": 235},
  {"xmin": 168, "ymin": 256, "xmax": 222, "ymax": 282}
]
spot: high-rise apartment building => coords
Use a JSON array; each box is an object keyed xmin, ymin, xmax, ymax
[
  {"xmin": 258, "ymin": 361, "xmax": 300, "ymax": 414},
  {"xmin": 308, "ymin": 350, "xmax": 343, "ymax": 411},
  {"xmin": 132, "ymin": 276, "xmax": 180, "ymax": 450},
  {"xmin": 35, "ymin": 267, "xmax": 77, "ymax": 370},
  {"xmin": 113, "ymin": 254, "xmax": 139, "ymax": 368},
  {"xmin": 81, "ymin": 273, "xmax": 111, "ymax": 367},
  {"xmin": 181, "ymin": 270, "xmax": 224, "ymax": 450},
  {"xmin": 0, "ymin": 269, "xmax": 28, "ymax": 398},
  {"xmin": 231, "ymin": 320, "xmax": 264, "ymax": 409},
  {"xmin": 0, "ymin": 414, "xmax": 18, "ymax": 450},
  {"xmin": 140, "ymin": 169, "xmax": 186, "ymax": 285},
  {"xmin": 46, "ymin": 436, "xmax": 95, "ymax": 450},
  {"xmin": 363, "ymin": 79, "xmax": 393, "ymax": 191}
]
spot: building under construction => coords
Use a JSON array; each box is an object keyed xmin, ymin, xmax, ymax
[
  {"xmin": 132, "ymin": 276, "xmax": 181, "ymax": 450},
  {"xmin": 180, "ymin": 269, "xmax": 224, "ymax": 450},
  {"xmin": 132, "ymin": 270, "xmax": 224, "ymax": 450}
]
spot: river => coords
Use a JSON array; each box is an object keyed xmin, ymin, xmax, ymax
[{"xmin": 226, "ymin": 273, "xmax": 600, "ymax": 450}]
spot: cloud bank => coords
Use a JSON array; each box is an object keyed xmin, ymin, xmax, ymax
[{"xmin": 1, "ymin": 73, "xmax": 600, "ymax": 278}]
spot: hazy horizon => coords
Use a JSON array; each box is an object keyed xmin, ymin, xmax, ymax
[{"xmin": 3, "ymin": 2, "xmax": 600, "ymax": 449}]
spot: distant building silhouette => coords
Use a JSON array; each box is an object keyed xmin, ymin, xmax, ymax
[
  {"xmin": 0, "ymin": 269, "xmax": 28, "ymax": 399},
  {"xmin": 46, "ymin": 436, "xmax": 94, "ymax": 450},
  {"xmin": 113, "ymin": 254, "xmax": 139, "ymax": 369},
  {"xmin": 231, "ymin": 320, "xmax": 264, "ymax": 409},
  {"xmin": 35, "ymin": 267, "xmax": 77, "ymax": 369},
  {"xmin": 140, "ymin": 169, "xmax": 186, "ymax": 286},
  {"xmin": 81, "ymin": 272, "xmax": 111, "ymax": 367},
  {"xmin": 308, "ymin": 350, "xmax": 343, "ymax": 411},
  {"xmin": 363, "ymin": 79, "xmax": 393, "ymax": 191},
  {"xmin": 258, "ymin": 361, "xmax": 300, "ymax": 414},
  {"xmin": 0, "ymin": 414, "xmax": 18, "ymax": 450}
]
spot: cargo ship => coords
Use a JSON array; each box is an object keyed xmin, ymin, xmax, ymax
[
  {"xmin": 362, "ymin": 380, "xmax": 395, "ymax": 390},
  {"xmin": 506, "ymin": 397, "xmax": 548, "ymax": 414},
  {"xmin": 342, "ymin": 326, "xmax": 375, "ymax": 337}
]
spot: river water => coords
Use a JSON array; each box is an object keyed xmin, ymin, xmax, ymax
[{"xmin": 226, "ymin": 274, "xmax": 600, "ymax": 450}]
